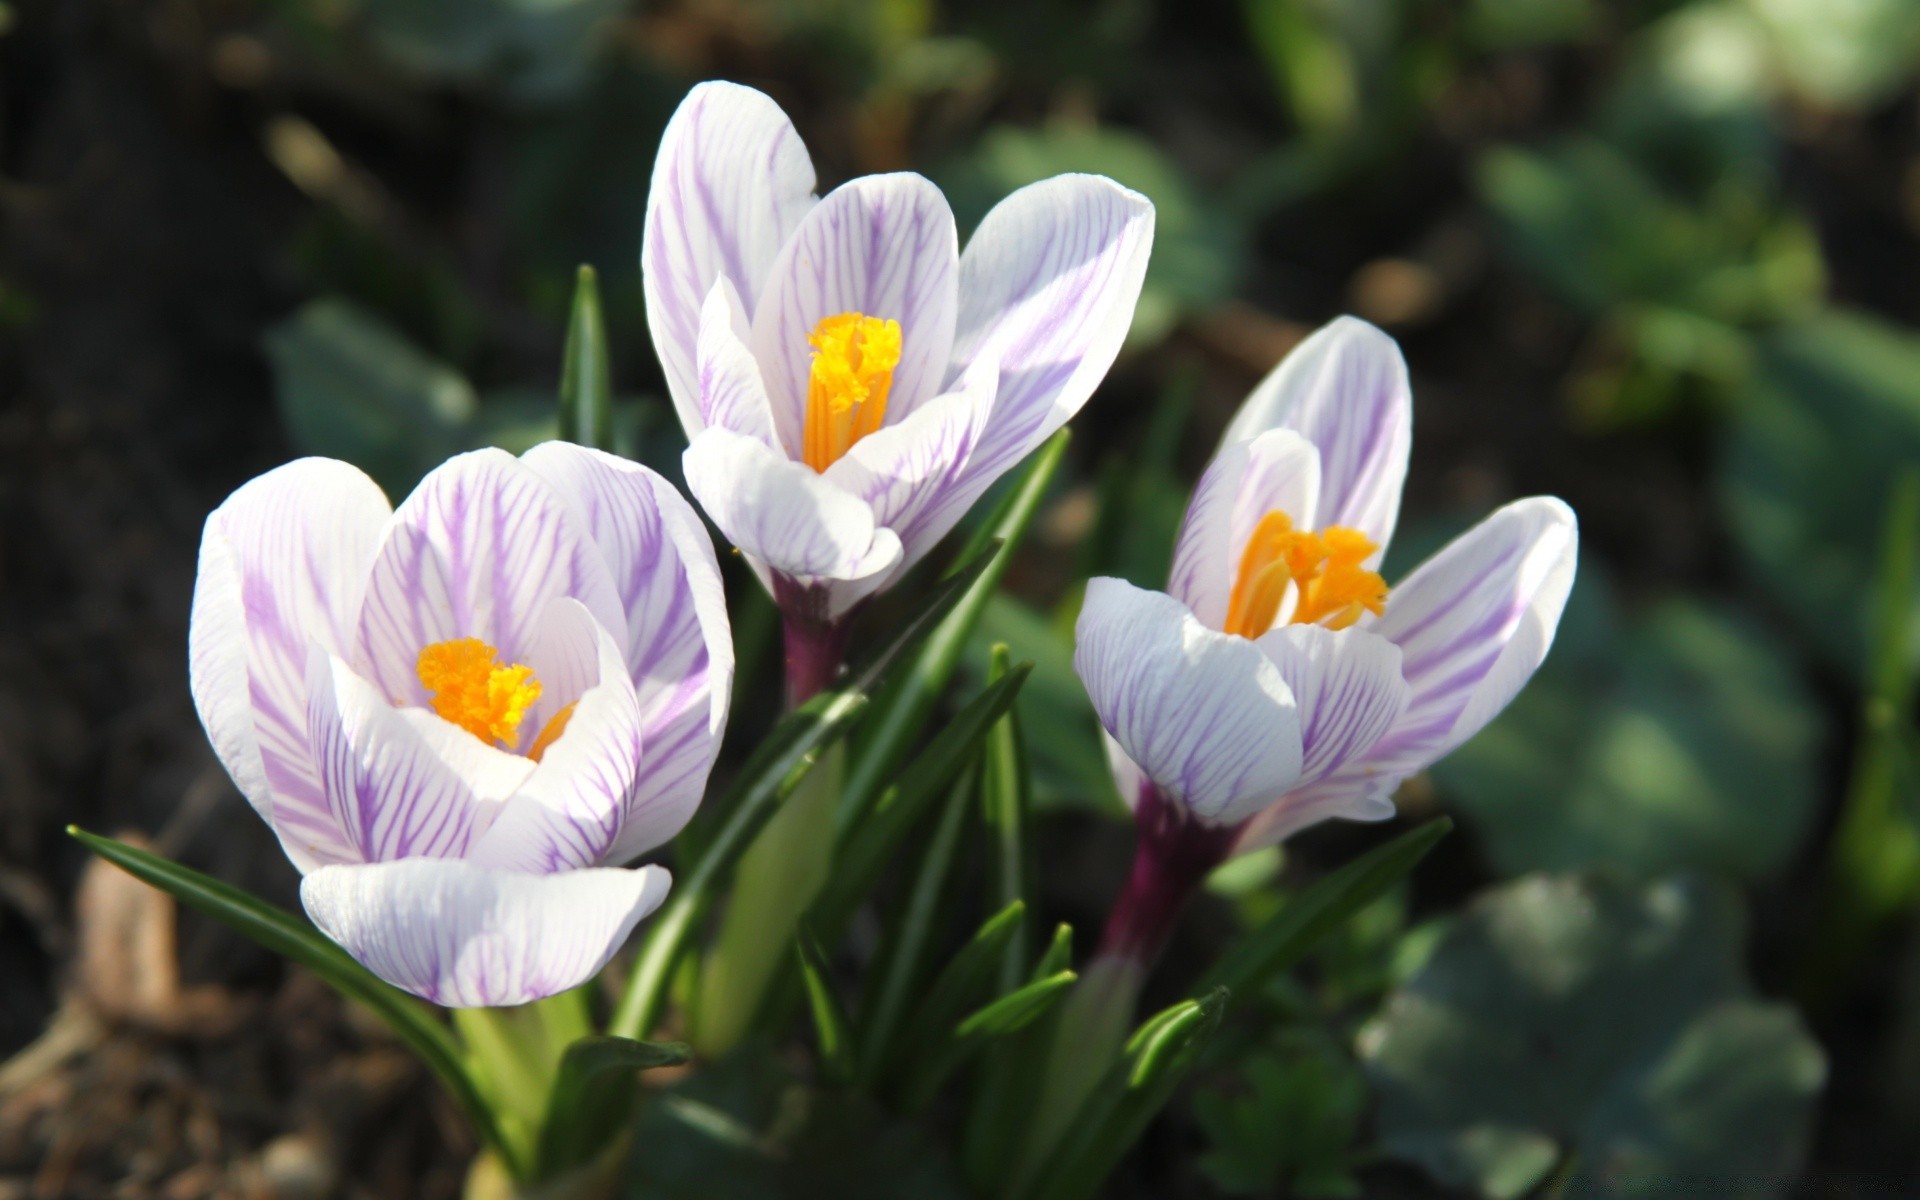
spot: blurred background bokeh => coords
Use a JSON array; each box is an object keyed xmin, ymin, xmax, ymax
[{"xmin": 3, "ymin": 0, "xmax": 1920, "ymax": 1195}]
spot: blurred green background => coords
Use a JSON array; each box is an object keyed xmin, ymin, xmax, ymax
[{"xmin": 3, "ymin": 0, "xmax": 1919, "ymax": 1195}]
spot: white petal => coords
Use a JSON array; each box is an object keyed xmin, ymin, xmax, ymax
[
  {"xmin": 517, "ymin": 443, "xmax": 734, "ymax": 864},
  {"xmin": 190, "ymin": 458, "xmax": 393, "ymax": 871},
  {"xmin": 1168, "ymin": 429, "xmax": 1322, "ymax": 631},
  {"xmin": 643, "ymin": 81, "xmax": 818, "ymax": 437},
  {"xmin": 1073, "ymin": 578, "xmax": 1303, "ymax": 827},
  {"xmin": 694, "ymin": 278, "xmax": 778, "ymax": 443},
  {"xmin": 822, "ymin": 353, "xmax": 997, "ymax": 568},
  {"xmin": 1221, "ymin": 317, "xmax": 1410, "ymax": 558},
  {"xmin": 946, "ymin": 175, "xmax": 1155, "ymax": 496},
  {"xmin": 467, "ymin": 601, "xmax": 645, "ymax": 873},
  {"xmin": 1368, "ymin": 496, "xmax": 1579, "ymax": 774},
  {"xmin": 353, "ymin": 450, "xmax": 625, "ymax": 708},
  {"xmin": 682, "ymin": 426, "xmax": 897, "ymax": 583},
  {"xmin": 1253, "ymin": 625, "xmax": 1409, "ymax": 786},
  {"xmin": 301, "ymin": 859, "xmax": 671, "ymax": 1008},
  {"xmin": 1231, "ymin": 778, "xmax": 1399, "ymax": 856},
  {"xmin": 308, "ymin": 654, "xmax": 533, "ymax": 863},
  {"xmin": 750, "ymin": 173, "xmax": 960, "ymax": 452}
]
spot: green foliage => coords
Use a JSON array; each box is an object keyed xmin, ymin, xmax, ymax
[
  {"xmin": 1362, "ymin": 874, "xmax": 1826, "ymax": 1199},
  {"xmin": 1193, "ymin": 1031, "xmax": 1367, "ymax": 1198},
  {"xmin": 535, "ymin": 1036, "xmax": 691, "ymax": 1180},
  {"xmin": 557, "ymin": 264, "xmax": 613, "ymax": 449},
  {"xmin": 1433, "ymin": 578, "xmax": 1822, "ymax": 881},
  {"xmin": 1720, "ymin": 311, "xmax": 1920, "ymax": 678}
]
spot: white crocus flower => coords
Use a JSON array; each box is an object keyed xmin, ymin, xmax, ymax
[
  {"xmin": 643, "ymin": 81, "xmax": 1156, "ymax": 641},
  {"xmin": 188, "ymin": 445, "xmax": 731, "ymax": 1007}
]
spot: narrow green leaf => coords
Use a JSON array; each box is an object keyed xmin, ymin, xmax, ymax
[
  {"xmin": 534, "ymin": 1035, "xmax": 691, "ymax": 1178},
  {"xmin": 1197, "ymin": 817, "xmax": 1452, "ymax": 996},
  {"xmin": 962, "ymin": 923, "xmax": 1077, "ymax": 1190},
  {"xmin": 980, "ymin": 643, "xmax": 1036, "ymax": 994},
  {"xmin": 1036, "ymin": 923, "xmax": 1074, "ymax": 976},
  {"xmin": 808, "ymin": 666, "xmax": 1031, "ymax": 944},
  {"xmin": 901, "ymin": 969, "xmax": 1078, "ymax": 1112},
  {"xmin": 796, "ymin": 930, "xmax": 857, "ymax": 1085},
  {"xmin": 955, "ymin": 969, "xmax": 1079, "ymax": 1039},
  {"xmin": 839, "ymin": 431, "xmax": 1068, "ymax": 836},
  {"xmin": 608, "ymin": 688, "xmax": 868, "ymax": 1041},
  {"xmin": 66, "ymin": 828, "xmax": 509, "ymax": 1170},
  {"xmin": 1021, "ymin": 989, "xmax": 1229, "ymax": 1200},
  {"xmin": 855, "ymin": 772, "xmax": 990, "ymax": 1084},
  {"xmin": 844, "ymin": 536, "xmax": 1004, "ymax": 694},
  {"xmin": 557, "ymin": 264, "xmax": 613, "ymax": 449}
]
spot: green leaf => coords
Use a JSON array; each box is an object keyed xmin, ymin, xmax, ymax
[
  {"xmin": 979, "ymin": 643, "xmax": 1036, "ymax": 993},
  {"xmin": 608, "ymin": 688, "xmax": 868, "ymax": 1041},
  {"xmin": 962, "ymin": 924, "xmax": 1077, "ymax": 1186},
  {"xmin": 353, "ymin": 0, "xmax": 625, "ymax": 102},
  {"xmin": 557, "ymin": 264, "xmax": 613, "ymax": 449},
  {"xmin": 872, "ymin": 899, "xmax": 1027, "ymax": 1085},
  {"xmin": 1019, "ymin": 989, "xmax": 1230, "ymax": 1200},
  {"xmin": 1721, "ymin": 311, "xmax": 1920, "ymax": 679},
  {"xmin": 1361, "ymin": 874, "xmax": 1826, "ymax": 1199},
  {"xmin": 843, "ymin": 536, "xmax": 1005, "ymax": 700},
  {"xmin": 1198, "ymin": 818, "xmax": 1451, "ymax": 996},
  {"xmin": 535, "ymin": 1036, "xmax": 690, "ymax": 1179},
  {"xmin": 1433, "ymin": 588, "xmax": 1822, "ymax": 881},
  {"xmin": 66, "ymin": 827, "xmax": 508, "ymax": 1169},
  {"xmin": 955, "ymin": 969, "xmax": 1080, "ymax": 1040},
  {"xmin": 899, "ymin": 969, "xmax": 1078, "ymax": 1113},
  {"xmin": 795, "ymin": 931, "xmax": 857, "ymax": 1086},
  {"xmin": 839, "ymin": 431, "xmax": 1068, "ymax": 835},
  {"xmin": 1194, "ymin": 1031, "xmax": 1367, "ymax": 1198}
]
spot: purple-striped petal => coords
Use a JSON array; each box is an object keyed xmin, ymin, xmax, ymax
[
  {"xmin": 1231, "ymin": 778, "xmax": 1399, "ymax": 856},
  {"xmin": 467, "ymin": 600, "xmax": 644, "ymax": 873},
  {"xmin": 308, "ymin": 653, "xmax": 533, "ymax": 864},
  {"xmin": 1253, "ymin": 625, "xmax": 1408, "ymax": 786},
  {"xmin": 750, "ymin": 173, "xmax": 959, "ymax": 452},
  {"xmin": 1221, "ymin": 317, "xmax": 1411, "ymax": 559},
  {"xmin": 683, "ymin": 426, "xmax": 903, "ymax": 589},
  {"xmin": 944, "ymin": 175, "xmax": 1155, "ymax": 500},
  {"xmin": 1075, "ymin": 577, "xmax": 1303, "ymax": 827},
  {"xmin": 518, "ymin": 443, "xmax": 734, "ymax": 865},
  {"xmin": 695, "ymin": 279, "xmax": 777, "ymax": 443},
  {"xmin": 300, "ymin": 859, "xmax": 670, "ymax": 1008},
  {"xmin": 189, "ymin": 458, "xmax": 393, "ymax": 871},
  {"xmin": 353, "ymin": 450, "xmax": 624, "ymax": 709},
  {"xmin": 822, "ymin": 353, "xmax": 997, "ymax": 568},
  {"xmin": 1168, "ymin": 429, "xmax": 1322, "ymax": 630},
  {"xmin": 643, "ymin": 81, "xmax": 819, "ymax": 437},
  {"xmin": 1368, "ymin": 496, "xmax": 1578, "ymax": 772}
]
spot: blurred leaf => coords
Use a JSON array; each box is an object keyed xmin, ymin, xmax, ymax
[
  {"xmin": 352, "ymin": 0, "xmax": 625, "ymax": 102},
  {"xmin": 1464, "ymin": 0, "xmax": 1597, "ymax": 50},
  {"xmin": 1199, "ymin": 818, "xmax": 1451, "ymax": 996},
  {"xmin": 558, "ymin": 264, "xmax": 613, "ymax": 449},
  {"xmin": 796, "ymin": 932, "xmax": 857, "ymax": 1085},
  {"xmin": 979, "ymin": 644, "xmax": 1036, "ymax": 994},
  {"xmin": 1720, "ymin": 311, "xmax": 1920, "ymax": 678},
  {"xmin": 939, "ymin": 125, "xmax": 1238, "ymax": 345},
  {"xmin": 535, "ymin": 1036, "xmax": 690, "ymax": 1180},
  {"xmin": 1362, "ymin": 874, "xmax": 1825, "ymax": 1199},
  {"xmin": 1193, "ymin": 1030, "xmax": 1366, "ymax": 1198},
  {"xmin": 1433, "ymin": 584, "xmax": 1822, "ymax": 881},
  {"xmin": 67, "ymin": 828, "xmax": 510, "ymax": 1168},
  {"xmin": 1741, "ymin": 0, "xmax": 1920, "ymax": 109}
]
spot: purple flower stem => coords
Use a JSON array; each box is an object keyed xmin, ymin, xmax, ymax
[{"xmin": 1096, "ymin": 783, "xmax": 1239, "ymax": 969}]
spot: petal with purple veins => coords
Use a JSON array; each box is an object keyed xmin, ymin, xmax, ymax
[
  {"xmin": 1169, "ymin": 429, "xmax": 1322, "ymax": 630},
  {"xmin": 1253, "ymin": 625, "xmax": 1408, "ymax": 787},
  {"xmin": 694, "ymin": 279, "xmax": 777, "ymax": 444}
]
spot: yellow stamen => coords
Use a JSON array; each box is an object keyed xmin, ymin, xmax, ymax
[
  {"xmin": 527, "ymin": 703, "xmax": 576, "ymax": 764},
  {"xmin": 1222, "ymin": 511, "xmax": 1388, "ymax": 639},
  {"xmin": 803, "ymin": 312, "xmax": 901, "ymax": 472},
  {"xmin": 417, "ymin": 638, "xmax": 543, "ymax": 749}
]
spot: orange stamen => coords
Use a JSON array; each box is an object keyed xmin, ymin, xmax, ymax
[
  {"xmin": 802, "ymin": 312, "xmax": 901, "ymax": 471},
  {"xmin": 1222, "ymin": 511, "xmax": 1388, "ymax": 638}
]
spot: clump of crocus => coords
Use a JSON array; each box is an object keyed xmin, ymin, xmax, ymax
[
  {"xmin": 188, "ymin": 444, "xmax": 731, "ymax": 1006},
  {"xmin": 1077, "ymin": 316, "xmax": 1578, "ymax": 969},
  {"xmin": 642, "ymin": 80, "xmax": 1155, "ymax": 702}
]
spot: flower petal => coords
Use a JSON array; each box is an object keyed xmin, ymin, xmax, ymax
[
  {"xmin": 822, "ymin": 352, "xmax": 997, "ymax": 568},
  {"xmin": 750, "ymin": 173, "xmax": 960, "ymax": 452},
  {"xmin": 643, "ymin": 81, "xmax": 818, "ymax": 437},
  {"xmin": 946, "ymin": 175, "xmax": 1154, "ymax": 498},
  {"xmin": 190, "ymin": 458, "xmax": 393, "ymax": 871},
  {"xmin": 465, "ymin": 600, "xmax": 644, "ymax": 873},
  {"xmin": 683, "ymin": 426, "xmax": 900, "ymax": 585},
  {"xmin": 1221, "ymin": 317, "xmax": 1410, "ymax": 557},
  {"xmin": 308, "ymin": 653, "xmax": 533, "ymax": 863},
  {"xmin": 301, "ymin": 859, "xmax": 671, "ymax": 1008},
  {"xmin": 1074, "ymin": 577, "xmax": 1303, "ymax": 827},
  {"xmin": 518, "ymin": 443, "xmax": 734, "ymax": 865},
  {"xmin": 1231, "ymin": 779, "xmax": 1398, "ymax": 856},
  {"xmin": 1253, "ymin": 625, "xmax": 1408, "ymax": 786},
  {"xmin": 695, "ymin": 279, "xmax": 777, "ymax": 443},
  {"xmin": 1370, "ymin": 496, "xmax": 1578, "ymax": 770},
  {"xmin": 353, "ymin": 449, "xmax": 624, "ymax": 708},
  {"xmin": 1168, "ymin": 429, "xmax": 1322, "ymax": 630}
]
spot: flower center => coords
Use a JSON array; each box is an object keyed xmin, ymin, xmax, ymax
[
  {"xmin": 1222, "ymin": 511, "xmax": 1389, "ymax": 639},
  {"xmin": 416, "ymin": 638, "xmax": 573, "ymax": 761},
  {"xmin": 803, "ymin": 311, "xmax": 901, "ymax": 472}
]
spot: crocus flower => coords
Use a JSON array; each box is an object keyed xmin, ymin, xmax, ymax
[
  {"xmin": 1075, "ymin": 316, "xmax": 1577, "ymax": 961},
  {"xmin": 188, "ymin": 444, "xmax": 731, "ymax": 1006},
  {"xmin": 642, "ymin": 80, "xmax": 1154, "ymax": 680}
]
